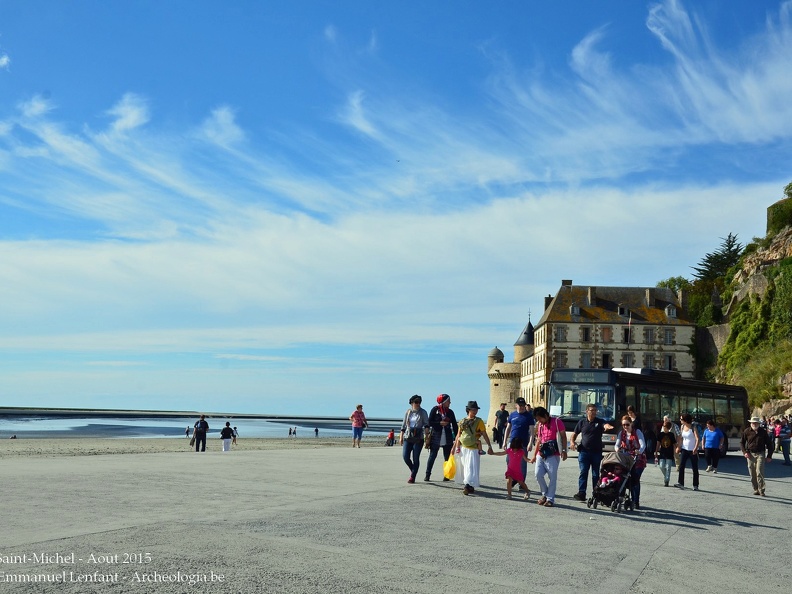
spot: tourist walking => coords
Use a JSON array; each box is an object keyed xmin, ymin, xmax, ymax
[
  {"xmin": 232, "ymin": 426, "xmax": 238, "ymax": 445},
  {"xmin": 451, "ymin": 400, "xmax": 493, "ymax": 495},
  {"xmin": 493, "ymin": 403, "xmax": 509, "ymax": 449},
  {"xmin": 654, "ymin": 421, "xmax": 676, "ymax": 487},
  {"xmin": 529, "ymin": 406, "xmax": 567, "ymax": 508},
  {"xmin": 702, "ymin": 420, "xmax": 725, "ymax": 473},
  {"xmin": 399, "ymin": 395, "xmax": 430, "ymax": 483},
  {"xmin": 570, "ymin": 403, "xmax": 613, "ymax": 502},
  {"xmin": 740, "ymin": 416, "xmax": 774, "ymax": 496},
  {"xmin": 615, "ymin": 415, "xmax": 647, "ymax": 508},
  {"xmin": 193, "ymin": 414, "xmax": 209, "ymax": 452},
  {"xmin": 424, "ymin": 394, "xmax": 458, "ymax": 482},
  {"xmin": 778, "ymin": 418, "xmax": 791, "ymax": 466},
  {"xmin": 220, "ymin": 422, "xmax": 234, "ymax": 452},
  {"xmin": 501, "ymin": 398, "xmax": 535, "ymax": 489},
  {"xmin": 675, "ymin": 414, "xmax": 700, "ymax": 491},
  {"xmin": 349, "ymin": 404, "xmax": 368, "ymax": 448}
]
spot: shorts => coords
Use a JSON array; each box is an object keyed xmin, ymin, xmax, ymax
[{"xmin": 352, "ymin": 426, "xmax": 363, "ymax": 439}]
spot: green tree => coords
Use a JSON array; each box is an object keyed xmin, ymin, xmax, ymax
[
  {"xmin": 656, "ymin": 276, "xmax": 692, "ymax": 293},
  {"xmin": 690, "ymin": 233, "xmax": 743, "ymax": 281}
]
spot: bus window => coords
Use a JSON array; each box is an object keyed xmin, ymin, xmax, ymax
[
  {"xmin": 694, "ymin": 393, "xmax": 714, "ymax": 424},
  {"xmin": 639, "ymin": 389, "xmax": 660, "ymax": 428},
  {"xmin": 679, "ymin": 394, "xmax": 696, "ymax": 417},
  {"xmin": 624, "ymin": 386, "xmax": 637, "ymax": 415},
  {"xmin": 713, "ymin": 395, "xmax": 730, "ymax": 430},
  {"xmin": 660, "ymin": 391, "xmax": 677, "ymax": 421}
]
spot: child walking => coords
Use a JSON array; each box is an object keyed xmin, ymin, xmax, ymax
[
  {"xmin": 491, "ymin": 437, "xmax": 532, "ymax": 500},
  {"xmin": 654, "ymin": 421, "xmax": 676, "ymax": 487}
]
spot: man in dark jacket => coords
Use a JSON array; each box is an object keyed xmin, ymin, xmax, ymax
[
  {"xmin": 740, "ymin": 416, "xmax": 773, "ymax": 496},
  {"xmin": 193, "ymin": 414, "xmax": 209, "ymax": 452},
  {"xmin": 424, "ymin": 394, "xmax": 458, "ymax": 482}
]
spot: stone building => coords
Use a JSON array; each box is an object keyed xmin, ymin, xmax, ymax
[{"xmin": 486, "ymin": 280, "xmax": 696, "ymax": 427}]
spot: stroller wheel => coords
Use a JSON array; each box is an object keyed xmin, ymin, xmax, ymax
[
  {"xmin": 586, "ymin": 498, "xmax": 593, "ymax": 509},
  {"xmin": 611, "ymin": 500, "xmax": 618, "ymax": 513}
]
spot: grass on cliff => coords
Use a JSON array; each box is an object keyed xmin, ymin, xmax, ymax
[{"xmin": 730, "ymin": 338, "xmax": 792, "ymax": 408}]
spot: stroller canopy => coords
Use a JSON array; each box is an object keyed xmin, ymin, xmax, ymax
[{"xmin": 601, "ymin": 450, "xmax": 635, "ymax": 471}]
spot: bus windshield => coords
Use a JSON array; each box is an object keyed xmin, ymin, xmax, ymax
[{"xmin": 547, "ymin": 383, "xmax": 616, "ymax": 423}]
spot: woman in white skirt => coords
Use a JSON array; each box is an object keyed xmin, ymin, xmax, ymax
[
  {"xmin": 451, "ymin": 401, "xmax": 494, "ymax": 495},
  {"xmin": 220, "ymin": 422, "xmax": 234, "ymax": 452}
]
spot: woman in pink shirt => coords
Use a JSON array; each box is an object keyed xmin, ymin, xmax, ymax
[{"xmin": 349, "ymin": 404, "xmax": 367, "ymax": 448}]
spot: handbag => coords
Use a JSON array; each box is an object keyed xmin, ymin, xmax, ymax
[
  {"xmin": 538, "ymin": 418, "xmax": 563, "ymax": 458},
  {"xmin": 189, "ymin": 436, "xmax": 195, "ymax": 447},
  {"xmin": 443, "ymin": 455, "xmax": 457, "ymax": 480},
  {"xmin": 405, "ymin": 427, "xmax": 423, "ymax": 444}
]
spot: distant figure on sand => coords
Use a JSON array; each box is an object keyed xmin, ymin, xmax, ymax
[
  {"xmin": 193, "ymin": 415, "xmax": 209, "ymax": 452},
  {"xmin": 288, "ymin": 427, "xmax": 292, "ymax": 438},
  {"xmin": 315, "ymin": 427, "xmax": 319, "ymax": 438},
  {"xmin": 185, "ymin": 426, "xmax": 190, "ymax": 438},
  {"xmin": 349, "ymin": 404, "xmax": 368, "ymax": 448},
  {"xmin": 220, "ymin": 422, "xmax": 234, "ymax": 452},
  {"xmin": 386, "ymin": 429, "xmax": 395, "ymax": 446},
  {"xmin": 293, "ymin": 427, "xmax": 297, "ymax": 438},
  {"xmin": 232, "ymin": 427, "xmax": 238, "ymax": 445}
]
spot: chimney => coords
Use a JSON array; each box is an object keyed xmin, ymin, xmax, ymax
[
  {"xmin": 645, "ymin": 288, "xmax": 654, "ymax": 306},
  {"xmin": 588, "ymin": 287, "xmax": 596, "ymax": 306},
  {"xmin": 561, "ymin": 279, "xmax": 573, "ymax": 286},
  {"xmin": 677, "ymin": 289, "xmax": 688, "ymax": 310}
]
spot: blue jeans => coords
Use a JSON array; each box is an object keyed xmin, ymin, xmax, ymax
[
  {"xmin": 402, "ymin": 440, "xmax": 423, "ymax": 479},
  {"xmin": 577, "ymin": 450, "xmax": 602, "ymax": 496},
  {"xmin": 781, "ymin": 440, "xmax": 791, "ymax": 464},
  {"xmin": 631, "ymin": 466, "xmax": 645, "ymax": 504},
  {"xmin": 425, "ymin": 444, "xmax": 452, "ymax": 478},
  {"xmin": 658, "ymin": 458, "xmax": 673, "ymax": 484},
  {"xmin": 535, "ymin": 454, "xmax": 560, "ymax": 502}
]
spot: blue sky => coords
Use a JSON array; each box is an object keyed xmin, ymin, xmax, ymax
[{"xmin": 1, "ymin": 0, "xmax": 790, "ymax": 418}]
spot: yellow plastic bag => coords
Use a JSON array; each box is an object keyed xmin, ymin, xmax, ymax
[{"xmin": 443, "ymin": 455, "xmax": 456, "ymax": 480}]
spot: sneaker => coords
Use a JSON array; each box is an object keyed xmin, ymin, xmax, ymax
[
  {"xmin": 705, "ymin": 466, "xmax": 713, "ymax": 472},
  {"xmin": 462, "ymin": 485, "xmax": 471, "ymax": 495},
  {"xmin": 760, "ymin": 491, "xmax": 766, "ymax": 497},
  {"xmin": 573, "ymin": 492, "xmax": 586, "ymax": 502},
  {"xmin": 713, "ymin": 469, "xmax": 718, "ymax": 474},
  {"xmin": 442, "ymin": 477, "xmax": 451, "ymax": 482},
  {"xmin": 523, "ymin": 492, "xmax": 531, "ymax": 501},
  {"xmin": 693, "ymin": 486, "xmax": 699, "ymax": 491},
  {"xmin": 753, "ymin": 489, "xmax": 760, "ymax": 495},
  {"xmin": 674, "ymin": 483, "xmax": 685, "ymax": 489},
  {"xmin": 664, "ymin": 481, "xmax": 669, "ymax": 487},
  {"xmin": 423, "ymin": 476, "xmax": 430, "ymax": 482},
  {"xmin": 407, "ymin": 477, "xmax": 415, "ymax": 484},
  {"xmin": 634, "ymin": 503, "xmax": 641, "ymax": 510}
]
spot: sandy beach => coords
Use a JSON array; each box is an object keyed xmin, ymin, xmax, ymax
[
  {"xmin": 2, "ymin": 440, "xmax": 791, "ymax": 593},
  {"xmin": 0, "ymin": 437, "xmax": 359, "ymax": 459}
]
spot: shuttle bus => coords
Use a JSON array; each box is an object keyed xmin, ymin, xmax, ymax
[{"xmin": 545, "ymin": 368, "xmax": 749, "ymax": 453}]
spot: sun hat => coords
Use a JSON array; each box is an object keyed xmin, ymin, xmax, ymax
[
  {"xmin": 466, "ymin": 400, "xmax": 479, "ymax": 410},
  {"xmin": 749, "ymin": 416, "xmax": 761, "ymax": 423}
]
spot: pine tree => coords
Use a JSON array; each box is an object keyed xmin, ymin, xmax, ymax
[{"xmin": 690, "ymin": 233, "xmax": 742, "ymax": 282}]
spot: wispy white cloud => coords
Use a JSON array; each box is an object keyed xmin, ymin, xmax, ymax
[
  {"xmin": 106, "ymin": 93, "xmax": 149, "ymax": 133},
  {"xmin": 18, "ymin": 94, "xmax": 54, "ymax": 118},
  {"xmin": 324, "ymin": 24, "xmax": 337, "ymax": 43},
  {"xmin": 0, "ymin": 53, "xmax": 9, "ymax": 70},
  {"xmin": 199, "ymin": 106, "xmax": 245, "ymax": 147}
]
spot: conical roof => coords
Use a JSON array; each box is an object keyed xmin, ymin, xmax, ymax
[{"xmin": 514, "ymin": 321, "xmax": 534, "ymax": 346}]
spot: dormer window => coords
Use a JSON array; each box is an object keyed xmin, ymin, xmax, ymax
[
  {"xmin": 666, "ymin": 304, "xmax": 677, "ymax": 318},
  {"xmin": 618, "ymin": 305, "xmax": 629, "ymax": 317},
  {"xmin": 570, "ymin": 304, "xmax": 580, "ymax": 316}
]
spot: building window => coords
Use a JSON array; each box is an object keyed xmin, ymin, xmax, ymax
[
  {"xmin": 618, "ymin": 305, "xmax": 628, "ymax": 317},
  {"xmin": 602, "ymin": 353, "xmax": 612, "ymax": 368},
  {"xmin": 555, "ymin": 351, "xmax": 568, "ymax": 368},
  {"xmin": 643, "ymin": 353, "xmax": 654, "ymax": 368},
  {"xmin": 623, "ymin": 327, "xmax": 632, "ymax": 343},
  {"xmin": 663, "ymin": 354, "xmax": 674, "ymax": 370},
  {"xmin": 554, "ymin": 326, "xmax": 566, "ymax": 342},
  {"xmin": 581, "ymin": 352, "xmax": 593, "ymax": 368},
  {"xmin": 581, "ymin": 326, "xmax": 591, "ymax": 342},
  {"xmin": 622, "ymin": 353, "xmax": 634, "ymax": 367},
  {"xmin": 645, "ymin": 328, "xmax": 655, "ymax": 344},
  {"xmin": 570, "ymin": 304, "xmax": 580, "ymax": 315},
  {"xmin": 664, "ymin": 329, "xmax": 674, "ymax": 345},
  {"xmin": 601, "ymin": 327, "xmax": 613, "ymax": 343},
  {"xmin": 666, "ymin": 304, "xmax": 677, "ymax": 318}
]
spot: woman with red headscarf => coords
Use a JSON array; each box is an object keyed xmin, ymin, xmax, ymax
[{"xmin": 423, "ymin": 394, "xmax": 459, "ymax": 482}]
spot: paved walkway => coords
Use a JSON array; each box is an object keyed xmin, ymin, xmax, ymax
[{"xmin": 2, "ymin": 446, "xmax": 790, "ymax": 593}]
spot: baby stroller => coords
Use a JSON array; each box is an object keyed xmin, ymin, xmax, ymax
[{"xmin": 587, "ymin": 451, "xmax": 635, "ymax": 513}]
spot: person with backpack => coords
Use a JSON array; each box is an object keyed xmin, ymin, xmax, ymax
[
  {"xmin": 193, "ymin": 414, "xmax": 209, "ymax": 452},
  {"xmin": 399, "ymin": 395, "xmax": 430, "ymax": 484},
  {"xmin": 451, "ymin": 400, "xmax": 493, "ymax": 495}
]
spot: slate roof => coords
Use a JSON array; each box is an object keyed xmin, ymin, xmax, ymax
[{"xmin": 535, "ymin": 285, "xmax": 693, "ymax": 327}]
